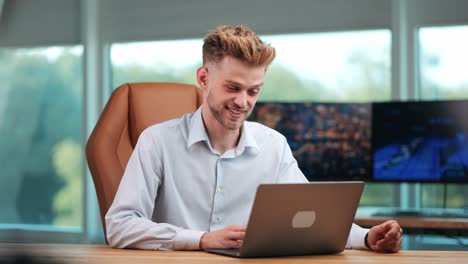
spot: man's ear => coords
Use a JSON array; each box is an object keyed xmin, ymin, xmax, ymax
[{"xmin": 196, "ymin": 66, "xmax": 208, "ymax": 90}]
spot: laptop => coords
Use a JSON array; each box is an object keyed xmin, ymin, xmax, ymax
[{"xmin": 206, "ymin": 181, "xmax": 364, "ymax": 258}]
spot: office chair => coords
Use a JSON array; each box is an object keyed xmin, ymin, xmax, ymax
[{"xmin": 86, "ymin": 82, "xmax": 203, "ymax": 241}]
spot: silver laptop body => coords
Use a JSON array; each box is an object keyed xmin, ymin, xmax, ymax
[{"xmin": 207, "ymin": 181, "xmax": 364, "ymax": 258}]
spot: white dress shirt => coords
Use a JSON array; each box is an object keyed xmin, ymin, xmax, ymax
[{"xmin": 105, "ymin": 107, "xmax": 369, "ymax": 250}]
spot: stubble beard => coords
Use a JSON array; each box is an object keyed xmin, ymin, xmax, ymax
[{"xmin": 207, "ymin": 92, "xmax": 252, "ymax": 131}]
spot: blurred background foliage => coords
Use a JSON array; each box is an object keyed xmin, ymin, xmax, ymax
[{"xmin": 0, "ymin": 48, "xmax": 82, "ymax": 226}]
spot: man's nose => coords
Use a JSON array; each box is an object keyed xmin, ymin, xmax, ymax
[{"xmin": 234, "ymin": 92, "xmax": 248, "ymax": 108}]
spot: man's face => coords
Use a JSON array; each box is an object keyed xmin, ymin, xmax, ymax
[{"xmin": 197, "ymin": 56, "xmax": 266, "ymax": 131}]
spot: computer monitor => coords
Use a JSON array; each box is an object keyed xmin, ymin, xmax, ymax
[
  {"xmin": 372, "ymin": 100, "xmax": 468, "ymax": 183},
  {"xmin": 249, "ymin": 102, "xmax": 372, "ymax": 181}
]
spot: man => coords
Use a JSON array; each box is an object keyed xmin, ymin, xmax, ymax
[{"xmin": 106, "ymin": 24, "xmax": 403, "ymax": 253}]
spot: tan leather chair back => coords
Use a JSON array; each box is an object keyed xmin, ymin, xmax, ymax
[{"xmin": 86, "ymin": 82, "xmax": 203, "ymax": 239}]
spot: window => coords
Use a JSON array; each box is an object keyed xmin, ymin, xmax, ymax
[
  {"xmin": 262, "ymin": 31, "xmax": 393, "ymax": 207},
  {"xmin": 110, "ymin": 30, "xmax": 393, "ymax": 208},
  {"xmin": 0, "ymin": 46, "xmax": 83, "ymax": 230},
  {"xmin": 418, "ymin": 25, "xmax": 468, "ymax": 210},
  {"xmin": 111, "ymin": 39, "xmax": 202, "ymax": 89},
  {"xmin": 261, "ymin": 30, "xmax": 391, "ymax": 102},
  {"xmin": 419, "ymin": 25, "xmax": 468, "ymax": 100}
]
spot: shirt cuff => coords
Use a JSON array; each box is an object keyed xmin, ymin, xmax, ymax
[
  {"xmin": 347, "ymin": 224, "xmax": 369, "ymax": 250},
  {"xmin": 174, "ymin": 229, "xmax": 206, "ymax": 250}
]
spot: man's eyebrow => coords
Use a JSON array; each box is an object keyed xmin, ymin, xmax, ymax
[
  {"xmin": 250, "ymin": 82, "xmax": 264, "ymax": 88},
  {"xmin": 224, "ymin": 80, "xmax": 264, "ymax": 88},
  {"xmin": 225, "ymin": 80, "xmax": 241, "ymax": 85}
]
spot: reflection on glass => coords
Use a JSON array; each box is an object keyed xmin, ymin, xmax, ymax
[
  {"xmin": 420, "ymin": 25, "xmax": 468, "ymax": 100},
  {"xmin": 0, "ymin": 46, "xmax": 83, "ymax": 228}
]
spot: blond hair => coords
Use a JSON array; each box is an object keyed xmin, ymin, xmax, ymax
[{"xmin": 202, "ymin": 24, "xmax": 276, "ymax": 66}]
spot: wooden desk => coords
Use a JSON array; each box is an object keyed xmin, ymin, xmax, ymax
[
  {"xmin": 355, "ymin": 211, "xmax": 468, "ymax": 229},
  {"xmin": 1, "ymin": 243, "xmax": 467, "ymax": 264}
]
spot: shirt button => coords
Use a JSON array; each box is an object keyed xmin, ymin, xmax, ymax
[
  {"xmin": 216, "ymin": 187, "xmax": 223, "ymax": 193},
  {"xmin": 213, "ymin": 216, "xmax": 221, "ymax": 224}
]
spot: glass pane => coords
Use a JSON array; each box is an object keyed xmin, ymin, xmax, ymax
[
  {"xmin": 0, "ymin": 46, "xmax": 83, "ymax": 228},
  {"xmin": 261, "ymin": 30, "xmax": 391, "ymax": 102},
  {"xmin": 420, "ymin": 25, "xmax": 468, "ymax": 100},
  {"xmin": 422, "ymin": 184, "xmax": 467, "ymax": 209},
  {"xmin": 110, "ymin": 30, "xmax": 393, "ymax": 207},
  {"xmin": 111, "ymin": 39, "xmax": 202, "ymax": 89},
  {"xmin": 262, "ymin": 30, "xmax": 393, "ymax": 207},
  {"xmin": 360, "ymin": 183, "xmax": 394, "ymax": 207},
  {"xmin": 419, "ymin": 25, "xmax": 468, "ymax": 210}
]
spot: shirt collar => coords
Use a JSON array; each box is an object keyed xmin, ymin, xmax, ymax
[
  {"xmin": 235, "ymin": 122, "xmax": 259, "ymax": 156},
  {"xmin": 187, "ymin": 107, "xmax": 259, "ymax": 156},
  {"xmin": 187, "ymin": 107, "xmax": 210, "ymax": 148}
]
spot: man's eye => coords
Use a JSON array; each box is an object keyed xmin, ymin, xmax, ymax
[
  {"xmin": 249, "ymin": 89, "xmax": 259, "ymax": 96},
  {"xmin": 227, "ymin": 86, "xmax": 239, "ymax": 91}
]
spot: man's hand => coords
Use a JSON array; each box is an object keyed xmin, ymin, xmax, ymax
[
  {"xmin": 199, "ymin": 225, "xmax": 246, "ymax": 250},
  {"xmin": 366, "ymin": 220, "xmax": 403, "ymax": 253}
]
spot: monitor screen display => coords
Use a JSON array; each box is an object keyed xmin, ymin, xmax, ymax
[
  {"xmin": 372, "ymin": 100, "xmax": 468, "ymax": 182},
  {"xmin": 249, "ymin": 102, "xmax": 372, "ymax": 181}
]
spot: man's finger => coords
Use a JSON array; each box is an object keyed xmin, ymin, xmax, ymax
[
  {"xmin": 371, "ymin": 225, "xmax": 387, "ymax": 238},
  {"xmin": 383, "ymin": 222, "xmax": 402, "ymax": 238},
  {"xmin": 392, "ymin": 228, "xmax": 403, "ymax": 239},
  {"xmin": 227, "ymin": 231, "xmax": 245, "ymax": 240},
  {"xmin": 395, "ymin": 237, "xmax": 403, "ymax": 250},
  {"xmin": 377, "ymin": 235, "xmax": 402, "ymax": 251},
  {"xmin": 377, "ymin": 238, "xmax": 396, "ymax": 248},
  {"xmin": 387, "ymin": 220, "xmax": 400, "ymax": 231},
  {"xmin": 224, "ymin": 239, "xmax": 242, "ymax": 249},
  {"xmin": 387, "ymin": 237, "xmax": 402, "ymax": 253},
  {"xmin": 384, "ymin": 227, "xmax": 400, "ymax": 239},
  {"xmin": 376, "ymin": 236, "xmax": 394, "ymax": 247},
  {"xmin": 228, "ymin": 225, "xmax": 247, "ymax": 232},
  {"xmin": 377, "ymin": 221, "xmax": 395, "ymax": 235}
]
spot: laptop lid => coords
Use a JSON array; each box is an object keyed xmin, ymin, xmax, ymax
[{"xmin": 208, "ymin": 181, "xmax": 364, "ymax": 258}]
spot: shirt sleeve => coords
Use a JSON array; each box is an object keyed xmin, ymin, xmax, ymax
[
  {"xmin": 275, "ymin": 136, "xmax": 309, "ymax": 184},
  {"xmin": 346, "ymin": 224, "xmax": 369, "ymax": 250},
  {"xmin": 105, "ymin": 129, "xmax": 205, "ymax": 250}
]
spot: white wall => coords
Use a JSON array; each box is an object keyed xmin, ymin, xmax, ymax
[
  {"xmin": 2, "ymin": 0, "xmax": 468, "ymax": 46},
  {"xmin": 98, "ymin": 0, "xmax": 390, "ymax": 42},
  {"xmin": 0, "ymin": 0, "xmax": 80, "ymax": 46}
]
